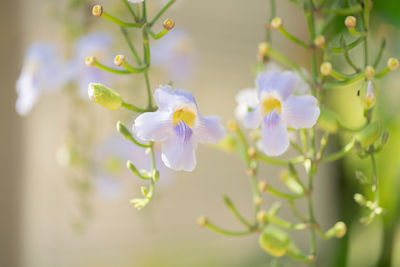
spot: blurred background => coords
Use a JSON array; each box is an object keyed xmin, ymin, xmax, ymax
[{"xmin": 1, "ymin": 0, "xmax": 400, "ymax": 266}]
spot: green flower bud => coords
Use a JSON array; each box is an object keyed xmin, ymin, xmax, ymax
[
  {"xmin": 317, "ymin": 108, "xmax": 339, "ymax": 133},
  {"xmin": 259, "ymin": 225, "xmax": 290, "ymax": 257},
  {"xmin": 279, "ymin": 169, "xmax": 304, "ymax": 195},
  {"xmin": 325, "ymin": 221, "xmax": 347, "ymax": 239},
  {"xmin": 354, "ymin": 121, "xmax": 382, "ymax": 148},
  {"xmin": 88, "ymin": 83, "xmax": 122, "ymax": 110}
]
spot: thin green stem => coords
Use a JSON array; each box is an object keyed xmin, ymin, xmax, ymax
[
  {"xmin": 149, "ymin": 0, "xmax": 176, "ymax": 26},
  {"xmin": 331, "ymin": 38, "xmax": 363, "ymax": 54},
  {"xmin": 121, "ymin": 0, "xmax": 139, "ymax": 22},
  {"xmin": 266, "ymin": 0, "xmax": 276, "ymax": 43},
  {"xmin": 256, "ymin": 153, "xmax": 305, "ymax": 166},
  {"xmin": 121, "ymin": 101, "xmax": 156, "ymax": 113},
  {"xmin": 268, "ymin": 48, "xmax": 310, "ymax": 83},
  {"xmin": 102, "ymin": 11, "xmax": 142, "ymax": 27},
  {"xmin": 266, "ymin": 186, "xmax": 305, "ymax": 200},
  {"xmin": 322, "ymin": 140, "xmax": 354, "ymax": 162},
  {"xmin": 122, "ymin": 61, "xmax": 147, "ymax": 73},
  {"xmin": 120, "ymin": 27, "xmax": 142, "ymax": 64},
  {"xmin": 148, "ymin": 27, "xmax": 169, "ymax": 39},
  {"xmin": 93, "ymin": 60, "xmax": 132, "ymax": 74},
  {"xmin": 127, "ymin": 160, "xmax": 151, "ymax": 179},
  {"xmin": 279, "ymin": 27, "xmax": 311, "ymax": 49},
  {"xmin": 321, "ymin": 4, "xmax": 362, "ymax": 15},
  {"xmin": 375, "ymin": 67, "xmax": 391, "ymax": 79},
  {"xmin": 373, "ymin": 38, "xmax": 386, "ymax": 68},
  {"xmin": 204, "ymin": 220, "xmax": 254, "ymax": 236},
  {"xmin": 223, "ymin": 195, "xmax": 253, "ymax": 229}
]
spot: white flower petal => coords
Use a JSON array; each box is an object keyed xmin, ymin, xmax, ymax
[
  {"xmin": 261, "ymin": 111, "xmax": 290, "ymax": 156},
  {"xmin": 194, "ymin": 115, "xmax": 225, "ymax": 143},
  {"xmin": 282, "ymin": 95, "xmax": 320, "ymax": 129},
  {"xmin": 133, "ymin": 111, "xmax": 173, "ymax": 142},
  {"xmin": 235, "ymin": 88, "xmax": 259, "ymax": 123},
  {"xmin": 162, "ymin": 123, "xmax": 198, "ymax": 171},
  {"xmin": 243, "ymin": 105, "xmax": 263, "ymax": 129},
  {"xmin": 294, "ymin": 69, "xmax": 311, "ymax": 95}
]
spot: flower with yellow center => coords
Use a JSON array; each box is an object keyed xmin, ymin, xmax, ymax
[
  {"xmin": 238, "ymin": 71, "xmax": 320, "ymax": 156},
  {"xmin": 134, "ymin": 86, "xmax": 225, "ymax": 171}
]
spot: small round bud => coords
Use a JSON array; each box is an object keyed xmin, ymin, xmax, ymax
[
  {"xmin": 258, "ymin": 42, "xmax": 270, "ymax": 56},
  {"xmin": 247, "ymin": 168, "xmax": 255, "ymax": 177},
  {"xmin": 334, "ymin": 222, "xmax": 347, "ymax": 238},
  {"xmin": 320, "ymin": 62, "xmax": 332, "ymax": 76},
  {"xmin": 247, "ymin": 147, "xmax": 256, "ymax": 159},
  {"xmin": 114, "ymin": 54, "xmax": 125, "ymax": 67},
  {"xmin": 163, "ymin": 18, "xmax": 175, "ymax": 30},
  {"xmin": 365, "ymin": 66, "xmax": 375, "ymax": 80},
  {"xmin": 314, "ymin": 35, "xmax": 326, "ymax": 48},
  {"xmin": 270, "ymin": 17, "xmax": 283, "ymax": 29},
  {"xmin": 88, "ymin": 83, "xmax": 122, "ymax": 110},
  {"xmin": 254, "ymin": 196, "xmax": 263, "ymax": 206},
  {"xmin": 197, "ymin": 216, "xmax": 207, "ymax": 227},
  {"xmin": 92, "ymin": 5, "xmax": 103, "ymax": 17},
  {"xmin": 257, "ymin": 210, "xmax": 267, "ymax": 224},
  {"xmin": 258, "ymin": 180, "xmax": 268, "ymax": 193},
  {"xmin": 227, "ymin": 120, "xmax": 237, "ymax": 132},
  {"xmin": 345, "ymin": 16, "xmax": 357, "ymax": 28},
  {"xmin": 387, "ymin": 57, "xmax": 399, "ymax": 71},
  {"xmin": 85, "ymin": 56, "xmax": 95, "ymax": 67}
]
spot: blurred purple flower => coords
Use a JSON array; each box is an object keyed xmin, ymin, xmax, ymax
[
  {"xmin": 15, "ymin": 42, "xmax": 67, "ymax": 115},
  {"xmin": 151, "ymin": 28, "xmax": 196, "ymax": 83}
]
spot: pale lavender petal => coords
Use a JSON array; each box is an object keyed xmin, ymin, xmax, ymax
[
  {"xmin": 256, "ymin": 71, "xmax": 296, "ymax": 100},
  {"xmin": 243, "ymin": 105, "xmax": 263, "ymax": 129},
  {"xmin": 154, "ymin": 86, "xmax": 197, "ymax": 111},
  {"xmin": 194, "ymin": 115, "xmax": 225, "ymax": 144},
  {"xmin": 133, "ymin": 111, "xmax": 173, "ymax": 142},
  {"xmin": 282, "ymin": 95, "xmax": 320, "ymax": 129},
  {"xmin": 161, "ymin": 122, "xmax": 197, "ymax": 171},
  {"xmin": 154, "ymin": 85, "xmax": 174, "ymax": 109},
  {"xmin": 261, "ymin": 111, "xmax": 290, "ymax": 156}
]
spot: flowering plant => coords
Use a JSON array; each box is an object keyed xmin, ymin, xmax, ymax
[{"xmin": 15, "ymin": 0, "xmax": 400, "ymax": 265}]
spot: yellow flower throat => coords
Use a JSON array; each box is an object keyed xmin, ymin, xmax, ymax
[
  {"xmin": 262, "ymin": 96, "xmax": 282, "ymax": 115},
  {"xmin": 173, "ymin": 108, "xmax": 196, "ymax": 128}
]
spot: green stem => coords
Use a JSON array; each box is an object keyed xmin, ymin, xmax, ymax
[
  {"xmin": 93, "ymin": 60, "xmax": 132, "ymax": 74},
  {"xmin": 204, "ymin": 220, "xmax": 254, "ymax": 236},
  {"xmin": 120, "ymin": 27, "xmax": 142, "ymax": 64},
  {"xmin": 279, "ymin": 27, "xmax": 310, "ymax": 49},
  {"xmin": 266, "ymin": 0, "xmax": 276, "ymax": 43},
  {"xmin": 375, "ymin": 67, "xmax": 391, "ymax": 79},
  {"xmin": 122, "ymin": 61, "xmax": 147, "ymax": 73},
  {"xmin": 373, "ymin": 38, "xmax": 386, "ymax": 68},
  {"xmin": 223, "ymin": 195, "xmax": 253, "ymax": 229},
  {"xmin": 321, "ymin": 4, "xmax": 362, "ymax": 15},
  {"xmin": 127, "ymin": 160, "xmax": 151, "ymax": 179},
  {"xmin": 149, "ymin": 0, "xmax": 176, "ymax": 26},
  {"xmin": 331, "ymin": 38, "xmax": 363, "ymax": 54},
  {"xmin": 102, "ymin": 11, "xmax": 142, "ymax": 27},
  {"xmin": 256, "ymin": 153, "xmax": 305, "ymax": 166},
  {"xmin": 322, "ymin": 140, "xmax": 354, "ymax": 162},
  {"xmin": 148, "ymin": 27, "xmax": 169, "ymax": 39},
  {"xmin": 266, "ymin": 186, "xmax": 305, "ymax": 200},
  {"xmin": 121, "ymin": 0, "xmax": 139, "ymax": 22},
  {"xmin": 121, "ymin": 101, "xmax": 156, "ymax": 113}
]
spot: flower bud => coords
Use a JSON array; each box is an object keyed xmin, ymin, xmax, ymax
[
  {"xmin": 257, "ymin": 210, "xmax": 267, "ymax": 224},
  {"xmin": 85, "ymin": 56, "xmax": 95, "ymax": 67},
  {"xmin": 387, "ymin": 57, "xmax": 399, "ymax": 71},
  {"xmin": 334, "ymin": 222, "xmax": 347, "ymax": 238},
  {"xmin": 354, "ymin": 193, "xmax": 366, "ymax": 205},
  {"xmin": 247, "ymin": 147, "xmax": 256, "ymax": 159},
  {"xmin": 279, "ymin": 170, "xmax": 304, "ymax": 195},
  {"xmin": 258, "ymin": 180, "xmax": 268, "ymax": 193},
  {"xmin": 258, "ymin": 42, "xmax": 270, "ymax": 56},
  {"xmin": 270, "ymin": 17, "xmax": 283, "ymax": 29},
  {"xmin": 320, "ymin": 62, "xmax": 332, "ymax": 76},
  {"xmin": 317, "ymin": 108, "xmax": 339, "ymax": 133},
  {"xmin": 259, "ymin": 225, "xmax": 290, "ymax": 257},
  {"xmin": 92, "ymin": 5, "xmax": 103, "ymax": 17},
  {"xmin": 364, "ymin": 81, "xmax": 376, "ymax": 109},
  {"xmin": 314, "ymin": 35, "xmax": 326, "ymax": 48},
  {"xmin": 88, "ymin": 83, "xmax": 122, "ymax": 110},
  {"xmin": 114, "ymin": 54, "xmax": 125, "ymax": 67},
  {"xmin": 365, "ymin": 66, "xmax": 375, "ymax": 80},
  {"xmin": 354, "ymin": 121, "xmax": 382, "ymax": 148},
  {"xmin": 197, "ymin": 216, "xmax": 207, "ymax": 227},
  {"xmin": 227, "ymin": 120, "xmax": 237, "ymax": 132},
  {"xmin": 345, "ymin": 16, "xmax": 357, "ymax": 28},
  {"xmin": 163, "ymin": 18, "xmax": 175, "ymax": 30},
  {"xmin": 254, "ymin": 196, "xmax": 263, "ymax": 206}
]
